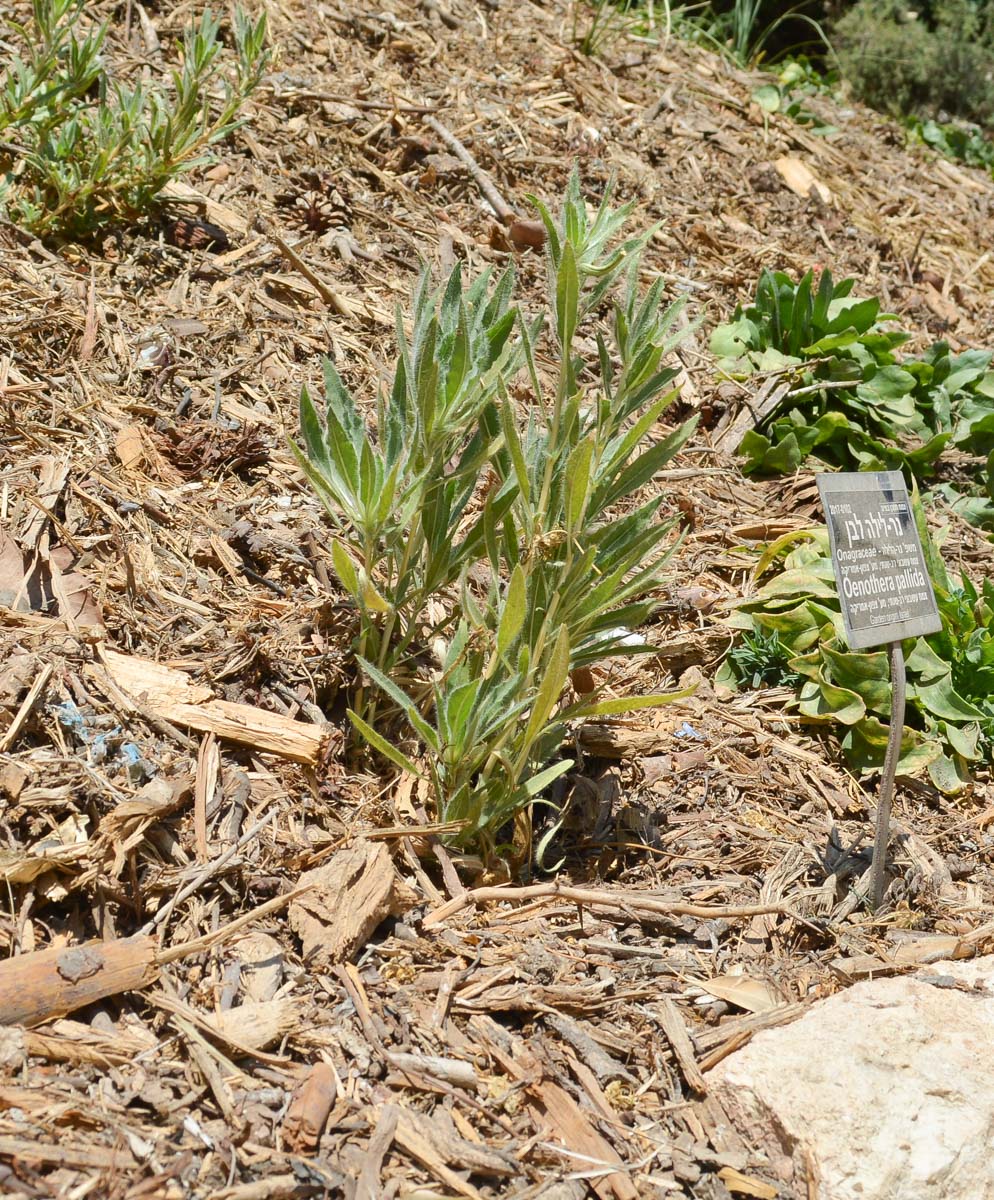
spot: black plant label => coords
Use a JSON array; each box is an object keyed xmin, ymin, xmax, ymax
[{"xmin": 817, "ymin": 471, "xmax": 942, "ymax": 651}]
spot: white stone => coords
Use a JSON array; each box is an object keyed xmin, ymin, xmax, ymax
[{"xmin": 709, "ymin": 957, "xmax": 994, "ymax": 1200}]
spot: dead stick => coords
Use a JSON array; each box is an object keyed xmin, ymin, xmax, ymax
[
  {"xmin": 0, "ymin": 662, "xmax": 53, "ymax": 753},
  {"xmin": 260, "ymin": 87, "xmax": 436, "ymax": 114},
  {"xmin": 156, "ymin": 884, "xmax": 314, "ymax": 964},
  {"xmin": 422, "ymin": 115, "xmax": 516, "ymax": 225},
  {"xmin": 263, "ymin": 223, "xmax": 359, "ymax": 317},
  {"xmin": 423, "ymin": 881, "xmax": 793, "ymax": 929}
]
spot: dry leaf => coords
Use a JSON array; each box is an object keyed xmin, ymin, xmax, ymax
[
  {"xmin": 0, "ymin": 814, "xmax": 90, "ymax": 884},
  {"xmin": 0, "ymin": 531, "xmax": 27, "ymax": 610},
  {"xmin": 115, "ymin": 426, "xmax": 148, "ymax": 470},
  {"xmin": 699, "ymin": 974, "xmax": 783, "ymax": 1013},
  {"xmin": 0, "ymin": 533, "xmax": 102, "ymax": 626}
]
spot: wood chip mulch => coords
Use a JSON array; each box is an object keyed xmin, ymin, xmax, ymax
[{"xmin": 1, "ymin": 1, "xmax": 993, "ymax": 1197}]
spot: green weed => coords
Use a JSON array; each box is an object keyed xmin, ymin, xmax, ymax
[
  {"xmin": 712, "ymin": 268, "xmax": 994, "ymax": 499},
  {"xmin": 907, "ymin": 117, "xmax": 994, "ymax": 174},
  {"xmin": 0, "ymin": 1, "xmax": 267, "ymax": 240}
]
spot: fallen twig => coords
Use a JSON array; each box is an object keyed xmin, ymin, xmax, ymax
[
  {"xmin": 422, "ymin": 881, "xmax": 794, "ymax": 929},
  {"xmin": 266, "ymin": 225, "xmax": 360, "ymax": 317},
  {"xmin": 423, "ymin": 115, "xmax": 516, "ymax": 225}
]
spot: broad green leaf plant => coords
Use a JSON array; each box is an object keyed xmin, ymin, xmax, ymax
[
  {"xmin": 712, "ymin": 268, "xmax": 994, "ymax": 529},
  {"xmin": 0, "ymin": 1, "xmax": 268, "ymax": 240},
  {"xmin": 718, "ymin": 499, "xmax": 994, "ymax": 793},
  {"xmin": 295, "ymin": 171, "xmax": 696, "ymax": 856}
]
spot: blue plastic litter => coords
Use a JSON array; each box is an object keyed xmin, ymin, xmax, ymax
[
  {"xmin": 674, "ymin": 721, "xmax": 706, "ymax": 741},
  {"xmin": 52, "ymin": 700, "xmax": 153, "ymax": 779}
]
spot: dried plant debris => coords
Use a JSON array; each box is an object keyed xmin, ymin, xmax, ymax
[{"xmin": 0, "ymin": 0, "xmax": 993, "ymax": 1197}]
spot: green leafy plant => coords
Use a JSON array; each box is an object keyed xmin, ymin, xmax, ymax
[
  {"xmin": 0, "ymin": 1, "xmax": 268, "ymax": 239},
  {"xmin": 718, "ymin": 514, "xmax": 994, "ymax": 792},
  {"xmin": 751, "ymin": 58, "xmax": 839, "ymax": 135},
  {"xmin": 832, "ymin": 0, "xmax": 994, "ymax": 130},
  {"xmin": 907, "ymin": 117, "xmax": 994, "ymax": 174},
  {"xmin": 724, "ymin": 627, "xmax": 803, "ymax": 688},
  {"xmin": 712, "ymin": 267, "xmax": 994, "ymax": 492},
  {"xmin": 297, "ymin": 171, "xmax": 696, "ymax": 856}
]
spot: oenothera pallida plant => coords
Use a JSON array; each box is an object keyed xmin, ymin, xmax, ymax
[{"xmin": 296, "ymin": 170, "xmax": 697, "ymax": 856}]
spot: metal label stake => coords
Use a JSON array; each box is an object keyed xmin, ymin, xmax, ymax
[
  {"xmin": 870, "ymin": 641, "xmax": 906, "ymax": 910},
  {"xmin": 817, "ymin": 472, "xmax": 941, "ymax": 911}
]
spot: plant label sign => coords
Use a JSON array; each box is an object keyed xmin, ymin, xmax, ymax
[{"xmin": 817, "ymin": 471, "xmax": 941, "ymax": 651}]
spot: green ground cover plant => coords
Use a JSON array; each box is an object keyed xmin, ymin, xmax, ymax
[
  {"xmin": 718, "ymin": 510, "xmax": 994, "ymax": 793},
  {"xmin": 712, "ymin": 268, "xmax": 994, "ymax": 521},
  {"xmin": 907, "ymin": 118, "xmax": 994, "ymax": 174},
  {"xmin": 0, "ymin": 0, "xmax": 267, "ymax": 240},
  {"xmin": 751, "ymin": 57, "xmax": 839, "ymax": 135},
  {"xmin": 296, "ymin": 172, "xmax": 696, "ymax": 857}
]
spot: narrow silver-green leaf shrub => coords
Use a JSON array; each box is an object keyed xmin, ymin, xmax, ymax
[
  {"xmin": 0, "ymin": 2, "xmax": 268, "ymax": 239},
  {"xmin": 299, "ymin": 175, "xmax": 696, "ymax": 857},
  {"xmin": 292, "ymin": 261, "xmax": 525, "ymax": 728}
]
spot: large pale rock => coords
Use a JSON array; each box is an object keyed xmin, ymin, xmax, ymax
[{"xmin": 709, "ymin": 957, "xmax": 994, "ymax": 1200}]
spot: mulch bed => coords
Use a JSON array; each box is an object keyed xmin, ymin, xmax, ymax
[{"xmin": 1, "ymin": 1, "xmax": 993, "ymax": 1196}]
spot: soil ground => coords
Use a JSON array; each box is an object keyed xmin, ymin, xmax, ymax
[{"xmin": 1, "ymin": 1, "xmax": 993, "ymax": 1197}]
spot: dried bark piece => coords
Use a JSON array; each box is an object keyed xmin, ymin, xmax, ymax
[
  {"xmin": 544, "ymin": 1013, "xmax": 634, "ymax": 1084},
  {"xmin": 656, "ymin": 998, "xmax": 708, "ymax": 1096},
  {"xmin": 774, "ymin": 156, "xmax": 832, "ymax": 204},
  {"xmin": 99, "ymin": 648, "xmax": 330, "ymax": 765},
  {"xmin": 0, "ymin": 936, "xmax": 158, "ymax": 1028},
  {"xmin": 165, "ymin": 215, "xmax": 231, "ymax": 252},
  {"xmin": 471, "ymin": 1016, "xmax": 637, "ymax": 1200},
  {"xmin": 389, "ymin": 1104, "xmax": 517, "ymax": 1192},
  {"xmin": 509, "ymin": 218, "xmax": 547, "ymax": 248},
  {"xmin": 289, "ymin": 841, "xmax": 418, "ymax": 965},
  {"xmin": 283, "ymin": 1061, "xmax": 338, "ymax": 1153},
  {"xmin": 356, "ymin": 1105, "xmax": 400, "ymax": 1200}
]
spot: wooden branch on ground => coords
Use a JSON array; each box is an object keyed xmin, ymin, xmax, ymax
[
  {"xmin": 1, "ymin": 887, "xmax": 312, "ymax": 1028},
  {"xmin": 423, "ymin": 881, "xmax": 794, "ymax": 929},
  {"xmin": 0, "ymin": 936, "xmax": 158, "ymax": 1028},
  {"xmin": 423, "ymin": 115, "xmax": 516, "ymax": 225},
  {"xmin": 713, "ymin": 376, "xmax": 792, "ymax": 457}
]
